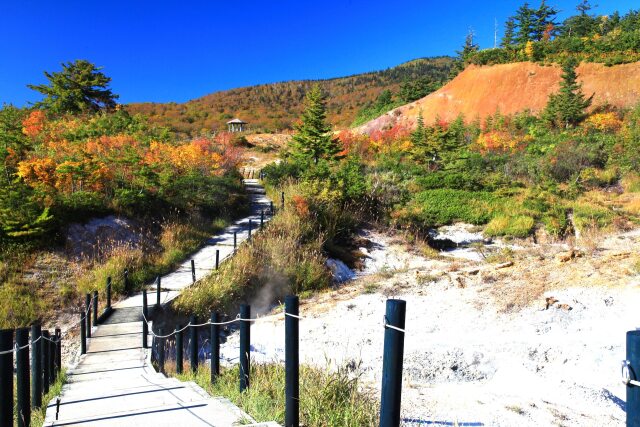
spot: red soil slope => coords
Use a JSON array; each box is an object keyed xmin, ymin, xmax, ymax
[{"xmin": 357, "ymin": 61, "xmax": 640, "ymax": 133}]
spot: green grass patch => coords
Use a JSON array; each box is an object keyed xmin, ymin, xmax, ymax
[
  {"xmin": 13, "ymin": 370, "xmax": 67, "ymax": 426},
  {"xmin": 485, "ymin": 215, "xmax": 535, "ymax": 238},
  {"xmin": 174, "ymin": 364, "xmax": 378, "ymax": 426}
]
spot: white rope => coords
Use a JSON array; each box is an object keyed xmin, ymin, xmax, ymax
[
  {"xmin": 621, "ymin": 360, "xmax": 640, "ymax": 387},
  {"xmin": 284, "ymin": 311, "xmax": 304, "ymax": 320},
  {"xmin": 0, "ymin": 334, "xmax": 48, "ymax": 355},
  {"xmin": 383, "ymin": 316, "xmax": 406, "ymax": 334}
]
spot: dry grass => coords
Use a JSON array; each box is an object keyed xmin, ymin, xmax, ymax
[{"xmin": 175, "ymin": 206, "xmax": 330, "ymax": 318}]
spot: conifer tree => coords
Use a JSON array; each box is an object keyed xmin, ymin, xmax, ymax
[
  {"xmin": 532, "ymin": 0, "xmax": 558, "ymax": 41},
  {"xmin": 515, "ymin": 2, "xmax": 535, "ymax": 44},
  {"xmin": 290, "ymin": 84, "xmax": 341, "ymax": 162},
  {"xmin": 543, "ymin": 58, "xmax": 593, "ymax": 128},
  {"xmin": 28, "ymin": 60, "xmax": 118, "ymax": 115},
  {"xmin": 502, "ymin": 17, "xmax": 517, "ymax": 47}
]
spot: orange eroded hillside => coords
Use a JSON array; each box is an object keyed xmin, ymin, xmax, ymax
[{"xmin": 357, "ymin": 61, "xmax": 640, "ymax": 133}]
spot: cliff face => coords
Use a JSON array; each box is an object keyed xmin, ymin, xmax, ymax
[{"xmin": 357, "ymin": 61, "xmax": 640, "ymax": 133}]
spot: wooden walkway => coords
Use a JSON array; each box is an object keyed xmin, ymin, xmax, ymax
[{"xmin": 44, "ymin": 179, "xmax": 278, "ymax": 426}]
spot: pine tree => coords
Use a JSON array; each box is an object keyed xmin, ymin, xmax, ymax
[
  {"xmin": 450, "ymin": 30, "xmax": 479, "ymax": 78},
  {"xmin": 28, "ymin": 60, "xmax": 118, "ymax": 115},
  {"xmin": 532, "ymin": 0, "xmax": 558, "ymax": 41},
  {"xmin": 543, "ymin": 58, "xmax": 593, "ymax": 128},
  {"xmin": 515, "ymin": 2, "xmax": 535, "ymax": 44},
  {"xmin": 290, "ymin": 84, "xmax": 341, "ymax": 162},
  {"xmin": 501, "ymin": 17, "xmax": 517, "ymax": 47},
  {"xmin": 562, "ymin": 0, "xmax": 597, "ymax": 37}
]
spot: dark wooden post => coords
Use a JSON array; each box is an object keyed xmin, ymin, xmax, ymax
[
  {"xmin": 285, "ymin": 296, "xmax": 300, "ymax": 427},
  {"xmin": 124, "ymin": 269, "xmax": 130, "ymax": 295},
  {"xmin": 233, "ymin": 232, "xmax": 237, "ymax": 250},
  {"xmin": 239, "ymin": 304, "xmax": 251, "ymax": 392},
  {"xmin": 270, "ymin": 201, "xmax": 274, "ymax": 215},
  {"xmin": 626, "ymin": 330, "xmax": 640, "ymax": 426},
  {"xmin": 176, "ymin": 325, "xmax": 183, "ymax": 375},
  {"xmin": 92, "ymin": 290, "xmax": 98, "ymax": 325},
  {"xmin": 47, "ymin": 331, "xmax": 55, "ymax": 385},
  {"xmin": 55, "ymin": 327, "xmax": 62, "ymax": 374},
  {"xmin": 190, "ymin": 315, "xmax": 198, "ymax": 373},
  {"xmin": 191, "ymin": 259, "xmax": 196, "ymax": 283},
  {"xmin": 142, "ymin": 290, "xmax": 148, "ymax": 349},
  {"xmin": 157, "ymin": 328, "xmax": 165, "ymax": 374},
  {"xmin": 379, "ymin": 299, "xmax": 406, "ymax": 427},
  {"xmin": 156, "ymin": 276, "xmax": 161, "ymax": 308},
  {"xmin": 215, "ymin": 250, "xmax": 220, "ymax": 270},
  {"xmin": 260, "ymin": 210, "xmax": 264, "ymax": 229},
  {"xmin": 31, "ymin": 324, "xmax": 42, "ymax": 408},
  {"xmin": 210, "ymin": 312, "xmax": 220, "ymax": 383},
  {"xmin": 42, "ymin": 330, "xmax": 50, "ymax": 394},
  {"xmin": 106, "ymin": 276, "xmax": 112, "ymax": 310},
  {"xmin": 281, "ymin": 191, "xmax": 285, "ymax": 209},
  {"xmin": 0, "ymin": 329, "xmax": 14, "ymax": 427},
  {"xmin": 80, "ymin": 311, "xmax": 86, "ymax": 355},
  {"xmin": 16, "ymin": 327, "xmax": 30, "ymax": 427},
  {"xmin": 85, "ymin": 293, "xmax": 92, "ymax": 339},
  {"xmin": 248, "ymin": 220, "xmax": 252, "ymax": 240}
]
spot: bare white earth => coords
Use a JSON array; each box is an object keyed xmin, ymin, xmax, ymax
[{"xmin": 221, "ymin": 226, "xmax": 640, "ymax": 426}]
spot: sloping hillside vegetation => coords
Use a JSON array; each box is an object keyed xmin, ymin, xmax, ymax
[
  {"xmin": 125, "ymin": 57, "xmax": 454, "ymax": 136},
  {"xmin": 357, "ymin": 61, "xmax": 640, "ymax": 134}
]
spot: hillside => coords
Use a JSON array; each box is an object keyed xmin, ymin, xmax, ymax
[
  {"xmin": 357, "ymin": 61, "xmax": 640, "ymax": 134},
  {"xmin": 125, "ymin": 57, "xmax": 454, "ymax": 136}
]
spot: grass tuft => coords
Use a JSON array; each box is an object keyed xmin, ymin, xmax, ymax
[{"xmin": 174, "ymin": 363, "xmax": 379, "ymax": 426}]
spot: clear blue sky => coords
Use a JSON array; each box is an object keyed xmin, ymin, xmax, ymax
[{"xmin": 0, "ymin": 0, "xmax": 636, "ymax": 106}]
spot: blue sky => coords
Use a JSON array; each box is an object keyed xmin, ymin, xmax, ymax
[{"xmin": 0, "ymin": 0, "xmax": 636, "ymax": 105}]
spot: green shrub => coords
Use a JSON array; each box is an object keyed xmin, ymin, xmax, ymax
[
  {"xmin": 397, "ymin": 189, "xmax": 499, "ymax": 228},
  {"xmin": 485, "ymin": 215, "xmax": 535, "ymax": 238}
]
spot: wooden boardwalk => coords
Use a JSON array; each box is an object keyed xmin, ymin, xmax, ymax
[{"xmin": 44, "ymin": 179, "xmax": 278, "ymax": 426}]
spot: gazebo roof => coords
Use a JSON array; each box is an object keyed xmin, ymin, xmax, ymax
[{"xmin": 227, "ymin": 118, "xmax": 247, "ymax": 124}]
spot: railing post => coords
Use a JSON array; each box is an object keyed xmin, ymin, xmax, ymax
[
  {"xmin": 281, "ymin": 191, "xmax": 285, "ymax": 209},
  {"xmin": 31, "ymin": 324, "xmax": 42, "ymax": 408},
  {"xmin": 124, "ymin": 269, "xmax": 130, "ymax": 295},
  {"xmin": 379, "ymin": 299, "xmax": 406, "ymax": 427},
  {"xmin": 93, "ymin": 290, "xmax": 98, "ymax": 325},
  {"xmin": 239, "ymin": 304, "xmax": 251, "ymax": 392},
  {"xmin": 270, "ymin": 201, "xmax": 274, "ymax": 215},
  {"xmin": 156, "ymin": 276, "xmax": 161, "ymax": 308},
  {"xmin": 260, "ymin": 210, "xmax": 264, "ymax": 229},
  {"xmin": 215, "ymin": 249, "xmax": 220, "ymax": 270},
  {"xmin": 80, "ymin": 311, "xmax": 86, "ymax": 355},
  {"xmin": 55, "ymin": 327, "xmax": 62, "ymax": 374},
  {"xmin": 176, "ymin": 325, "xmax": 183, "ymax": 375},
  {"xmin": 626, "ymin": 330, "xmax": 640, "ymax": 426},
  {"xmin": 42, "ymin": 330, "xmax": 50, "ymax": 394},
  {"xmin": 248, "ymin": 220, "xmax": 252, "ymax": 240},
  {"xmin": 190, "ymin": 315, "xmax": 198, "ymax": 373},
  {"xmin": 85, "ymin": 293, "xmax": 92, "ymax": 339},
  {"xmin": 16, "ymin": 327, "xmax": 30, "ymax": 427},
  {"xmin": 47, "ymin": 331, "xmax": 55, "ymax": 385},
  {"xmin": 191, "ymin": 259, "xmax": 196, "ymax": 283},
  {"xmin": 285, "ymin": 295, "xmax": 300, "ymax": 427},
  {"xmin": 0, "ymin": 328, "xmax": 14, "ymax": 427},
  {"xmin": 210, "ymin": 312, "xmax": 220, "ymax": 383},
  {"xmin": 233, "ymin": 232, "xmax": 237, "ymax": 250},
  {"xmin": 106, "ymin": 276, "xmax": 112, "ymax": 310},
  {"xmin": 142, "ymin": 290, "xmax": 148, "ymax": 349},
  {"xmin": 157, "ymin": 328, "xmax": 165, "ymax": 374}
]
